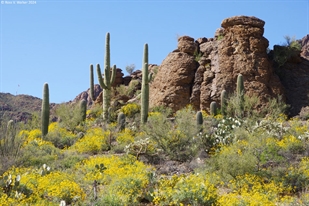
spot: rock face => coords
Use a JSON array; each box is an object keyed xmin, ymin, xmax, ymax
[
  {"xmin": 112, "ymin": 68, "xmax": 124, "ymax": 87},
  {"xmin": 150, "ymin": 15, "xmax": 284, "ymax": 112},
  {"xmin": 301, "ymin": 35, "xmax": 309, "ymax": 60},
  {"xmin": 72, "ymin": 84, "xmax": 102, "ymax": 107},
  {"xmin": 149, "ymin": 51, "xmax": 197, "ymax": 111},
  {"xmin": 200, "ymin": 15, "xmax": 284, "ymax": 111},
  {"xmin": 276, "ymin": 35, "xmax": 309, "ymax": 116}
]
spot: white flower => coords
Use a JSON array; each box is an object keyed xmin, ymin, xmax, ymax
[{"xmin": 59, "ymin": 200, "xmax": 66, "ymax": 206}]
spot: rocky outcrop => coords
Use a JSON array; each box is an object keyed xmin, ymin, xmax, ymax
[
  {"xmin": 149, "ymin": 15, "xmax": 284, "ymax": 112},
  {"xmin": 301, "ymin": 35, "xmax": 309, "ymax": 60},
  {"xmin": 199, "ymin": 16, "xmax": 284, "ymax": 111},
  {"xmin": 149, "ymin": 51, "xmax": 197, "ymax": 111},
  {"xmin": 275, "ymin": 35, "xmax": 309, "ymax": 116},
  {"xmin": 112, "ymin": 68, "xmax": 124, "ymax": 87},
  {"xmin": 72, "ymin": 84, "xmax": 102, "ymax": 107}
]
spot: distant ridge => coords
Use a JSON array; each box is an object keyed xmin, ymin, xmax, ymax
[{"xmin": 0, "ymin": 92, "xmax": 48, "ymax": 123}]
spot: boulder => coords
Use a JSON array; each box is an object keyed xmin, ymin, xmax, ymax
[
  {"xmin": 149, "ymin": 52, "xmax": 197, "ymax": 111},
  {"xmin": 177, "ymin": 36, "xmax": 197, "ymax": 55}
]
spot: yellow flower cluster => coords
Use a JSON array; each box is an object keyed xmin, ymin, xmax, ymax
[
  {"xmin": 218, "ymin": 174, "xmax": 291, "ymax": 205},
  {"xmin": 0, "ymin": 166, "xmax": 85, "ymax": 205},
  {"xmin": 70, "ymin": 127, "xmax": 110, "ymax": 153},
  {"xmin": 48, "ymin": 122, "xmax": 74, "ymax": 137},
  {"xmin": 77, "ymin": 155, "xmax": 154, "ymax": 204},
  {"xmin": 20, "ymin": 129, "xmax": 54, "ymax": 147},
  {"xmin": 277, "ymin": 135, "xmax": 301, "ymax": 149},
  {"xmin": 152, "ymin": 173, "xmax": 218, "ymax": 205},
  {"xmin": 120, "ymin": 103, "xmax": 140, "ymax": 117},
  {"xmin": 116, "ymin": 128, "xmax": 135, "ymax": 145},
  {"xmin": 37, "ymin": 171, "xmax": 85, "ymax": 203}
]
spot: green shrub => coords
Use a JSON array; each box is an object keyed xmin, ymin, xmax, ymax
[
  {"xmin": 55, "ymin": 103, "xmax": 86, "ymax": 133},
  {"xmin": 152, "ymin": 173, "xmax": 218, "ymax": 205},
  {"xmin": 0, "ymin": 121, "xmax": 25, "ymax": 174},
  {"xmin": 44, "ymin": 122, "xmax": 78, "ymax": 149},
  {"xmin": 273, "ymin": 35, "xmax": 301, "ymax": 67},
  {"xmin": 115, "ymin": 79, "xmax": 139, "ymax": 98},
  {"xmin": 144, "ymin": 106, "xmax": 199, "ymax": 162}
]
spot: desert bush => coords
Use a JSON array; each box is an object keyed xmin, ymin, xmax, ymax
[
  {"xmin": 218, "ymin": 174, "xmax": 290, "ymax": 205},
  {"xmin": 144, "ymin": 106, "xmax": 199, "ymax": 162},
  {"xmin": 20, "ymin": 112, "xmax": 41, "ymax": 131},
  {"xmin": 211, "ymin": 140, "xmax": 257, "ymax": 180},
  {"xmin": 152, "ymin": 173, "xmax": 218, "ymax": 205},
  {"xmin": 76, "ymin": 155, "xmax": 154, "ymax": 205},
  {"xmin": 120, "ymin": 103, "xmax": 140, "ymax": 118},
  {"xmin": 273, "ymin": 35, "xmax": 301, "ymax": 67},
  {"xmin": 226, "ymin": 91, "xmax": 287, "ymax": 120},
  {"xmin": 0, "ymin": 166, "xmax": 85, "ymax": 205},
  {"xmin": 116, "ymin": 79, "xmax": 139, "ymax": 98},
  {"xmin": 0, "ymin": 121, "xmax": 25, "ymax": 174},
  {"xmin": 55, "ymin": 102, "xmax": 87, "ymax": 133},
  {"xmin": 43, "ymin": 122, "xmax": 78, "ymax": 149},
  {"xmin": 149, "ymin": 105, "xmax": 173, "ymax": 117},
  {"xmin": 70, "ymin": 127, "xmax": 110, "ymax": 154},
  {"xmin": 281, "ymin": 157, "xmax": 309, "ymax": 195},
  {"xmin": 124, "ymin": 135, "xmax": 157, "ymax": 161}
]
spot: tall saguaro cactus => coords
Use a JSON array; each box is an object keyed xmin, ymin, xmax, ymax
[
  {"xmin": 237, "ymin": 74, "xmax": 245, "ymax": 117},
  {"xmin": 221, "ymin": 90, "xmax": 227, "ymax": 116},
  {"xmin": 96, "ymin": 32, "xmax": 116, "ymax": 121},
  {"xmin": 89, "ymin": 64, "xmax": 95, "ymax": 101},
  {"xmin": 41, "ymin": 82, "xmax": 50, "ymax": 137},
  {"xmin": 141, "ymin": 43, "xmax": 152, "ymax": 124},
  {"xmin": 79, "ymin": 99, "xmax": 87, "ymax": 122}
]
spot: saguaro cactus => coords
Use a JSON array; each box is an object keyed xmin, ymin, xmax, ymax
[
  {"xmin": 210, "ymin": 101, "xmax": 218, "ymax": 116},
  {"xmin": 196, "ymin": 111, "xmax": 203, "ymax": 126},
  {"xmin": 41, "ymin": 82, "xmax": 49, "ymax": 137},
  {"xmin": 97, "ymin": 32, "xmax": 116, "ymax": 121},
  {"xmin": 221, "ymin": 90, "xmax": 227, "ymax": 116},
  {"xmin": 117, "ymin": 112, "xmax": 126, "ymax": 131},
  {"xmin": 237, "ymin": 74, "xmax": 245, "ymax": 116},
  {"xmin": 196, "ymin": 111, "xmax": 203, "ymax": 132},
  {"xmin": 141, "ymin": 43, "xmax": 152, "ymax": 124},
  {"xmin": 79, "ymin": 99, "xmax": 87, "ymax": 122},
  {"xmin": 90, "ymin": 64, "xmax": 95, "ymax": 101}
]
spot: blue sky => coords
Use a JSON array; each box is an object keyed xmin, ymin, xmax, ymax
[{"xmin": 1, "ymin": 0, "xmax": 308, "ymax": 103}]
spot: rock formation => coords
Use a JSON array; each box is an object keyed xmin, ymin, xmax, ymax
[
  {"xmin": 72, "ymin": 84, "xmax": 102, "ymax": 107},
  {"xmin": 150, "ymin": 37, "xmax": 197, "ymax": 111},
  {"xmin": 275, "ymin": 35, "xmax": 309, "ymax": 116},
  {"xmin": 149, "ymin": 15, "xmax": 285, "ymax": 112}
]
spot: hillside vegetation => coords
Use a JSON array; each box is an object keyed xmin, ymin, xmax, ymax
[
  {"xmin": 2, "ymin": 85, "xmax": 309, "ymax": 205},
  {"xmin": 1, "ymin": 31, "xmax": 309, "ymax": 205}
]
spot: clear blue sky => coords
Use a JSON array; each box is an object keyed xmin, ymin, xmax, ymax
[{"xmin": 1, "ymin": 0, "xmax": 308, "ymax": 103}]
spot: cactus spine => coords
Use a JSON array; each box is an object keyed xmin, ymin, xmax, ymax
[
  {"xmin": 97, "ymin": 32, "xmax": 116, "ymax": 121},
  {"xmin": 80, "ymin": 99, "xmax": 87, "ymax": 122},
  {"xmin": 117, "ymin": 112, "xmax": 126, "ymax": 131},
  {"xmin": 237, "ymin": 74, "xmax": 245, "ymax": 116},
  {"xmin": 90, "ymin": 64, "xmax": 95, "ymax": 101},
  {"xmin": 141, "ymin": 43, "xmax": 152, "ymax": 124},
  {"xmin": 221, "ymin": 90, "xmax": 227, "ymax": 116},
  {"xmin": 41, "ymin": 82, "xmax": 49, "ymax": 137},
  {"xmin": 210, "ymin": 101, "xmax": 218, "ymax": 116}
]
